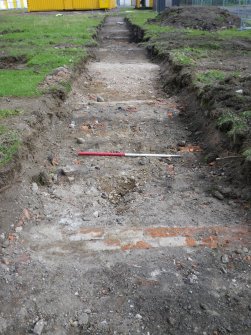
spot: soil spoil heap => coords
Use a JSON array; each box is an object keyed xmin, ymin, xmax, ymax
[{"xmin": 150, "ymin": 6, "xmax": 240, "ymax": 31}]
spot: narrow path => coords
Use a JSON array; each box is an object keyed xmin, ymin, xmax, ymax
[{"xmin": 0, "ymin": 16, "xmax": 250, "ymax": 335}]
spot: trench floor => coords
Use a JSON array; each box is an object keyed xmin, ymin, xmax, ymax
[{"xmin": 0, "ymin": 16, "xmax": 250, "ymax": 335}]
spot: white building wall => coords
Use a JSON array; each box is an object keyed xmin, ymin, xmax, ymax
[
  {"xmin": 0, "ymin": 0, "xmax": 27, "ymax": 10},
  {"xmin": 118, "ymin": 0, "xmax": 132, "ymax": 6}
]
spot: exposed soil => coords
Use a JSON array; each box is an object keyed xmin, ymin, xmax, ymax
[
  {"xmin": 128, "ymin": 7, "xmax": 251, "ymax": 187},
  {"xmin": 0, "ymin": 55, "xmax": 28, "ymax": 69},
  {"xmin": 0, "ymin": 29, "xmax": 24, "ymax": 35},
  {"xmin": 0, "ymin": 15, "xmax": 251, "ymax": 335},
  {"xmin": 150, "ymin": 6, "xmax": 240, "ymax": 31}
]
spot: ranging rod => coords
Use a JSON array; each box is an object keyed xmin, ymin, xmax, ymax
[{"xmin": 78, "ymin": 152, "xmax": 182, "ymax": 158}]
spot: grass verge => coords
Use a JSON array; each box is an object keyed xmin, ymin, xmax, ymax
[{"xmin": 0, "ymin": 11, "xmax": 104, "ymax": 97}]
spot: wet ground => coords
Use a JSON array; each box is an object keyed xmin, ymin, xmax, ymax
[{"xmin": 0, "ymin": 16, "xmax": 251, "ymax": 335}]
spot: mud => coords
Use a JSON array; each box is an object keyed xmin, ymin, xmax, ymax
[
  {"xmin": 150, "ymin": 6, "xmax": 240, "ymax": 31},
  {"xmin": 0, "ymin": 15, "xmax": 251, "ymax": 335}
]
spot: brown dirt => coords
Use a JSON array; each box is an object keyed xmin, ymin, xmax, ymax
[
  {"xmin": 128, "ymin": 7, "xmax": 251, "ymax": 187},
  {"xmin": 0, "ymin": 55, "xmax": 28, "ymax": 69},
  {"xmin": 150, "ymin": 6, "xmax": 240, "ymax": 31},
  {"xmin": 0, "ymin": 29, "xmax": 24, "ymax": 35},
  {"xmin": 0, "ymin": 15, "xmax": 250, "ymax": 335}
]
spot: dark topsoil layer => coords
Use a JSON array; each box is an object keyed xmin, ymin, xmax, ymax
[{"xmin": 150, "ymin": 6, "xmax": 240, "ymax": 31}]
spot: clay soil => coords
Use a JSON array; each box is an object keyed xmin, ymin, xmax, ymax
[{"xmin": 0, "ymin": 15, "xmax": 251, "ymax": 335}]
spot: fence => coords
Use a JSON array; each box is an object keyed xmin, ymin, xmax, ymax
[
  {"xmin": 225, "ymin": 3, "xmax": 251, "ymax": 29},
  {"xmin": 0, "ymin": 0, "xmax": 27, "ymax": 10}
]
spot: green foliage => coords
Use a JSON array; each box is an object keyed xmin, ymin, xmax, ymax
[
  {"xmin": 0, "ymin": 13, "xmax": 103, "ymax": 97},
  {"xmin": 217, "ymin": 111, "xmax": 251, "ymax": 143},
  {"xmin": 0, "ymin": 125, "xmax": 20, "ymax": 166}
]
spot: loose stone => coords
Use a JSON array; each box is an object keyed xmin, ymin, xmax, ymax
[{"xmin": 33, "ymin": 319, "xmax": 45, "ymax": 335}]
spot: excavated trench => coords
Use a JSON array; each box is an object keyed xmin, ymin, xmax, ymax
[{"xmin": 0, "ymin": 16, "xmax": 250, "ymax": 335}]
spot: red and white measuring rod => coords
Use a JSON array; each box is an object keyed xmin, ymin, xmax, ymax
[{"xmin": 78, "ymin": 152, "xmax": 182, "ymax": 158}]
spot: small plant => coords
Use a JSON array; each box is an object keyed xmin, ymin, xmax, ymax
[{"xmin": 217, "ymin": 111, "xmax": 251, "ymax": 143}]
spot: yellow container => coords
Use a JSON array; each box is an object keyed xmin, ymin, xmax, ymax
[
  {"xmin": 28, "ymin": 0, "xmax": 116, "ymax": 12},
  {"xmin": 28, "ymin": 0, "xmax": 64, "ymax": 11}
]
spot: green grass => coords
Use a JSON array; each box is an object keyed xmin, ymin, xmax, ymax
[
  {"xmin": 0, "ymin": 69, "xmax": 45, "ymax": 96},
  {"xmin": 125, "ymin": 10, "xmax": 175, "ymax": 36},
  {"xmin": 195, "ymin": 70, "xmax": 228, "ymax": 86},
  {"xmin": 0, "ymin": 109, "xmax": 21, "ymax": 119},
  {"xmin": 217, "ymin": 28, "xmax": 251, "ymax": 39},
  {"xmin": 0, "ymin": 125, "xmax": 20, "ymax": 166},
  {"xmin": 170, "ymin": 49, "xmax": 194, "ymax": 65},
  {"xmin": 0, "ymin": 13, "xmax": 103, "ymax": 97},
  {"xmin": 125, "ymin": 10, "xmax": 157, "ymax": 26},
  {"xmin": 182, "ymin": 26, "xmax": 251, "ymax": 39},
  {"xmin": 170, "ymin": 47, "xmax": 208, "ymax": 66}
]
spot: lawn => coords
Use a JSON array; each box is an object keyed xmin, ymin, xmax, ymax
[
  {"xmin": 0, "ymin": 10, "xmax": 103, "ymax": 167},
  {"xmin": 0, "ymin": 11, "xmax": 104, "ymax": 97}
]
